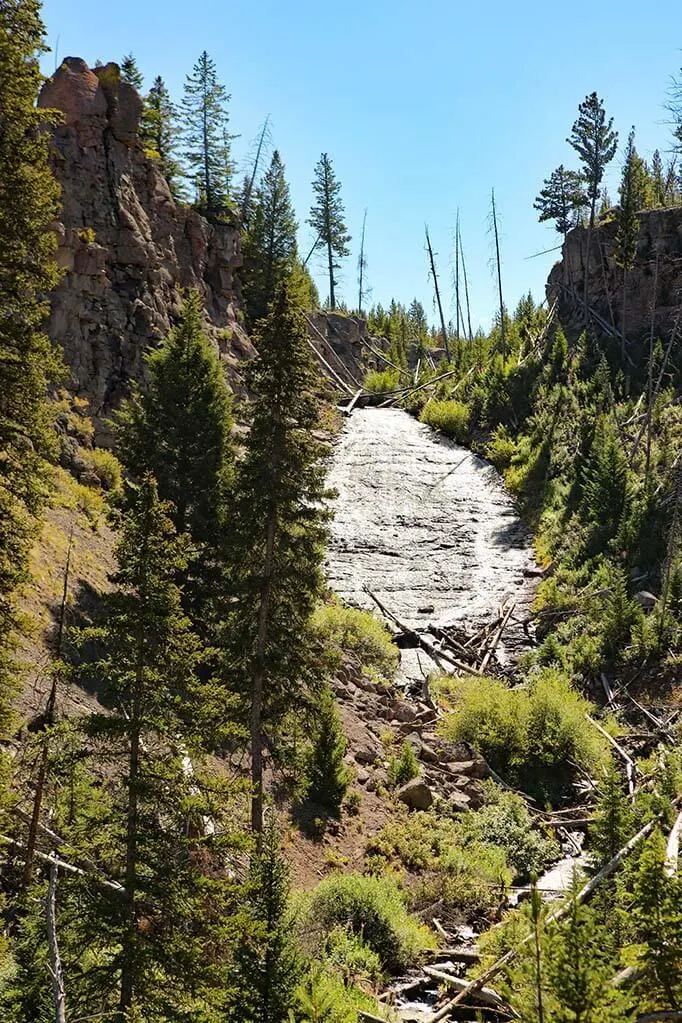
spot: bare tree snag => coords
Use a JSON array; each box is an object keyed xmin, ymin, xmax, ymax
[
  {"xmin": 425, "ymin": 225, "xmax": 451, "ymax": 360},
  {"xmin": 47, "ymin": 863, "xmax": 67, "ymax": 1023},
  {"xmin": 491, "ymin": 189, "xmax": 506, "ymax": 360}
]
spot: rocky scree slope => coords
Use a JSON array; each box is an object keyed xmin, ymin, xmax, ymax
[{"xmin": 39, "ymin": 57, "xmax": 255, "ymax": 440}]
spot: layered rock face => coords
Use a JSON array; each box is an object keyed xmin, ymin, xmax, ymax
[
  {"xmin": 39, "ymin": 58, "xmax": 255, "ymax": 439},
  {"xmin": 547, "ymin": 207, "xmax": 682, "ymax": 345}
]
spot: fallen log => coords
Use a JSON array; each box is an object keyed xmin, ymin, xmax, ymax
[
  {"xmin": 422, "ymin": 965, "xmax": 509, "ymax": 1011},
  {"xmin": 363, "ymin": 587, "xmax": 480, "ymax": 678},
  {"xmin": 665, "ymin": 809, "xmax": 682, "ymax": 877},
  {"xmin": 633, "ymin": 1014, "xmax": 682, "ymax": 1022},
  {"xmin": 585, "ymin": 714, "xmax": 636, "ymax": 801},
  {"xmin": 341, "ymin": 389, "xmax": 364, "ymax": 415},
  {"xmin": 426, "ymin": 814, "xmax": 663, "ymax": 1022},
  {"xmin": 1, "ymin": 833, "xmax": 124, "ymax": 894},
  {"xmin": 479, "ymin": 601, "xmax": 515, "ymax": 675}
]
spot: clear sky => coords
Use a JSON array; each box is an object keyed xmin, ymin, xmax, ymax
[{"xmin": 40, "ymin": 0, "xmax": 681, "ymax": 330}]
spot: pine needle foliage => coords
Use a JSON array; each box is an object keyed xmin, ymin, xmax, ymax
[
  {"xmin": 306, "ymin": 688, "xmax": 350, "ymax": 817},
  {"xmin": 140, "ymin": 75, "xmax": 183, "ymax": 197},
  {"xmin": 0, "ymin": 0, "xmax": 62, "ymax": 717},
  {"xmin": 115, "ymin": 290, "xmax": 234, "ymax": 595},
  {"xmin": 82, "ymin": 477, "xmax": 241, "ymax": 1021},
  {"xmin": 181, "ymin": 50, "xmax": 233, "ymax": 218},
  {"xmin": 241, "ymin": 150, "xmax": 298, "ymax": 330},
  {"xmin": 223, "ymin": 284, "xmax": 332, "ymax": 835},
  {"xmin": 307, "ymin": 154, "xmax": 351, "ymax": 310}
]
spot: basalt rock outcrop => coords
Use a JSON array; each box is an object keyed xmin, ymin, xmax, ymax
[
  {"xmin": 39, "ymin": 58, "xmax": 255, "ymax": 440},
  {"xmin": 547, "ymin": 206, "xmax": 682, "ymax": 346}
]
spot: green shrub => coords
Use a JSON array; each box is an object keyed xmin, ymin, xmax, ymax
[
  {"xmin": 311, "ymin": 600, "xmax": 399, "ymax": 683},
  {"xmin": 82, "ymin": 447, "xmax": 123, "ymax": 493},
  {"xmin": 419, "ymin": 399, "xmax": 470, "ymax": 443},
  {"xmin": 364, "ymin": 368, "xmax": 400, "ymax": 394},
  {"xmin": 438, "ymin": 669, "xmax": 609, "ymax": 802},
  {"xmin": 484, "ymin": 426, "xmax": 516, "ymax": 470},
  {"xmin": 387, "ymin": 741, "xmax": 420, "ymax": 788},
  {"xmin": 365, "ymin": 810, "xmax": 512, "ymax": 920},
  {"xmin": 294, "ymin": 963, "xmax": 380, "ymax": 1023},
  {"xmin": 296, "ymin": 873, "xmax": 433, "ymax": 972},
  {"xmin": 459, "ymin": 785, "xmax": 558, "ymax": 878}
]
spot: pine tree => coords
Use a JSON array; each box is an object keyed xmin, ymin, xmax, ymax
[
  {"xmin": 615, "ymin": 128, "xmax": 647, "ymax": 363},
  {"xmin": 83, "ymin": 477, "xmax": 239, "ymax": 1020},
  {"xmin": 120, "ymin": 52, "xmax": 143, "ymax": 90},
  {"xmin": 0, "ymin": 0, "xmax": 62, "ymax": 720},
  {"xmin": 568, "ymin": 93, "xmax": 618, "ymax": 233},
  {"xmin": 234, "ymin": 817, "xmax": 300, "ymax": 1022},
  {"xmin": 632, "ymin": 830, "xmax": 682, "ymax": 1009},
  {"xmin": 241, "ymin": 150, "xmax": 298, "ymax": 330},
  {"xmin": 139, "ymin": 75, "xmax": 182, "ymax": 197},
  {"xmin": 534, "ymin": 165, "xmax": 586, "ymax": 241},
  {"xmin": 650, "ymin": 149, "xmax": 667, "ymax": 206},
  {"xmin": 181, "ymin": 51, "xmax": 233, "ymax": 218},
  {"xmin": 305, "ymin": 688, "xmax": 350, "ymax": 817},
  {"xmin": 223, "ymin": 284, "xmax": 332, "ymax": 838},
  {"xmin": 307, "ymin": 153, "xmax": 351, "ymax": 310},
  {"xmin": 116, "ymin": 290, "xmax": 233, "ymax": 555},
  {"xmin": 547, "ymin": 875, "xmax": 626, "ymax": 1022},
  {"xmin": 568, "ymin": 93, "xmax": 618, "ymax": 323}
]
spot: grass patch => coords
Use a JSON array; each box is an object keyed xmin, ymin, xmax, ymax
[{"xmin": 419, "ymin": 399, "xmax": 470, "ymax": 443}]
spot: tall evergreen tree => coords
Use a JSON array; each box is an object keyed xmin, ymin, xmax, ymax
[
  {"xmin": 534, "ymin": 165, "xmax": 586, "ymax": 241},
  {"xmin": 547, "ymin": 876, "xmax": 625, "ymax": 1022},
  {"xmin": 632, "ymin": 830, "xmax": 682, "ymax": 1009},
  {"xmin": 241, "ymin": 150, "xmax": 298, "ymax": 330},
  {"xmin": 223, "ymin": 285, "xmax": 332, "ymax": 838},
  {"xmin": 0, "ymin": 0, "xmax": 62, "ymax": 718},
  {"xmin": 615, "ymin": 128, "xmax": 647, "ymax": 363},
  {"xmin": 120, "ymin": 52, "xmax": 143, "ymax": 90},
  {"xmin": 181, "ymin": 51, "xmax": 233, "ymax": 218},
  {"xmin": 568, "ymin": 93, "xmax": 618, "ymax": 232},
  {"xmin": 139, "ymin": 75, "xmax": 182, "ymax": 197},
  {"xmin": 234, "ymin": 818, "xmax": 300, "ymax": 1022},
  {"xmin": 84, "ymin": 477, "xmax": 239, "ymax": 1021},
  {"xmin": 307, "ymin": 153, "xmax": 351, "ymax": 310},
  {"xmin": 568, "ymin": 93, "xmax": 618, "ymax": 322},
  {"xmin": 650, "ymin": 149, "xmax": 667, "ymax": 206},
  {"xmin": 116, "ymin": 291, "xmax": 233, "ymax": 548}
]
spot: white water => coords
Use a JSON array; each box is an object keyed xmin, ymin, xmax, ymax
[{"xmin": 325, "ymin": 409, "xmax": 538, "ymax": 680}]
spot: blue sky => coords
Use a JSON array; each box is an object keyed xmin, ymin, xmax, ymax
[{"xmin": 41, "ymin": 1, "xmax": 681, "ymax": 330}]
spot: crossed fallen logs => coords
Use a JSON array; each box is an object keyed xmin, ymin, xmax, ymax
[{"xmin": 363, "ymin": 586, "xmax": 516, "ymax": 679}]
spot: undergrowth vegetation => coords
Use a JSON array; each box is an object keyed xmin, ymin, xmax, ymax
[{"xmin": 436, "ymin": 669, "xmax": 609, "ymax": 802}]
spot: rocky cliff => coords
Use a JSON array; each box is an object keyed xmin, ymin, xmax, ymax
[
  {"xmin": 547, "ymin": 206, "xmax": 682, "ymax": 346},
  {"xmin": 39, "ymin": 58, "xmax": 255, "ymax": 440}
]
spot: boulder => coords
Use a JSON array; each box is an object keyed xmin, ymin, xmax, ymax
[{"xmin": 397, "ymin": 778, "xmax": 433, "ymax": 811}]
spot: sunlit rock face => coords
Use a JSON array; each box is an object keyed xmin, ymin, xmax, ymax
[
  {"xmin": 40, "ymin": 57, "xmax": 254, "ymax": 441},
  {"xmin": 547, "ymin": 207, "xmax": 682, "ymax": 345}
]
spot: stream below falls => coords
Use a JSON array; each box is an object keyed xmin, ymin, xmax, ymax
[{"xmin": 325, "ymin": 408, "xmax": 539, "ymax": 684}]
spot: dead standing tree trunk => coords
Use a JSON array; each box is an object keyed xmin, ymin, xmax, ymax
[
  {"xmin": 425, "ymin": 226, "xmax": 450, "ymax": 361},
  {"xmin": 47, "ymin": 863, "xmax": 67, "ymax": 1023},
  {"xmin": 491, "ymin": 189, "xmax": 506, "ymax": 360}
]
